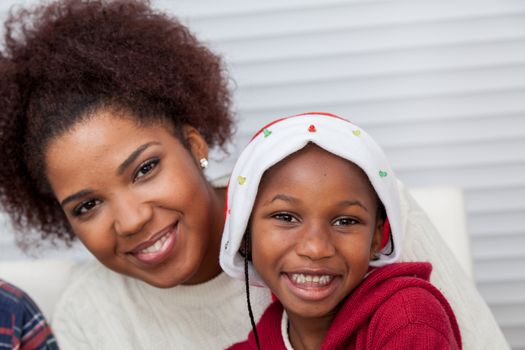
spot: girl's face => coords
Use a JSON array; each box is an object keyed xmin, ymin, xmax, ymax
[
  {"xmin": 45, "ymin": 110, "xmax": 223, "ymax": 287},
  {"xmin": 250, "ymin": 145, "xmax": 383, "ymax": 319}
]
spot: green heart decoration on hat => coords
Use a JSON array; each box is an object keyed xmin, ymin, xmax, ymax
[{"xmin": 237, "ymin": 176, "xmax": 247, "ymax": 185}]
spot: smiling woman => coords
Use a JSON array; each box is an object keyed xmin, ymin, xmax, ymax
[
  {"xmin": 0, "ymin": 0, "xmax": 270, "ymax": 348},
  {"xmin": 45, "ymin": 114, "xmax": 220, "ymax": 287}
]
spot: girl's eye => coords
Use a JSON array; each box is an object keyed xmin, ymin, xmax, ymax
[
  {"xmin": 333, "ymin": 217, "xmax": 358, "ymax": 226},
  {"xmin": 133, "ymin": 158, "xmax": 160, "ymax": 182},
  {"xmin": 73, "ymin": 199, "xmax": 101, "ymax": 216},
  {"xmin": 272, "ymin": 213, "xmax": 298, "ymax": 223}
]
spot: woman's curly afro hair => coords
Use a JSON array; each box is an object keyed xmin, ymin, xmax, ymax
[{"xmin": 0, "ymin": 0, "xmax": 233, "ymax": 245}]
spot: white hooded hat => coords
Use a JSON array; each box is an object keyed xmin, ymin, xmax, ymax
[{"xmin": 220, "ymin": 112, "xmax": 403, "ymax": 286}]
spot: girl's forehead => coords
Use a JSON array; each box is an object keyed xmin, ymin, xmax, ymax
[
  {"xmin": 259, "ymin": 144, "xmax": 374, "ymax": 194},
  {"xmin": 264, "ymin": 144, "xmax": 362, "ymax": 177}
]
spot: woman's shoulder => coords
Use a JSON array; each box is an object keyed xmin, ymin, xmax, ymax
[{"xmin": 53, "ymin": 260, "xmax": 124, "ymax": 311}]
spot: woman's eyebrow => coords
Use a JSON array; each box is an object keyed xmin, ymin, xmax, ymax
[
  {"xmin": 116, "ymin": 141, "xmax": 160, "ymax": 175},
  {"xmin": 60, "ymin": 189, "xmax": 94, "ymax": 207}
]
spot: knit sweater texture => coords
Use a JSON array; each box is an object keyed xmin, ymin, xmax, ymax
[
  {"xmin": 229, "ymin": 262, "xmax": 461, "ymax": 350},
  {"xmin": 52, "ymin": 261, "xmax": 271, "ymax": 350}
]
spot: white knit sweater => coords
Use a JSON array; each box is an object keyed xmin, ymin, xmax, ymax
[{"xmin": 52, "ymin": 262, "xmax": 271, "ymax": 350}]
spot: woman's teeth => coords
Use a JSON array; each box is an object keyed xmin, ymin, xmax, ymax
[
  {"xmin": 290, "ymin": 273, "xmax": 333, "ymax": 286},
  {"xmin": 140, "ymin": 233, "xmax": 170, "ymax": 254}
]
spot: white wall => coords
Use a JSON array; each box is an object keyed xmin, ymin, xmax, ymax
[{"xmin": 1, "ymin": 0, "xmax": 524, "ymax": 348}]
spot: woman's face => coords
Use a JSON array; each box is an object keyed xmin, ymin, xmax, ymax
[
  {"xmin": 250, "ymin": 145, "xmax": 383, "ymax": 320},
  {"xmin": 45, "ymin": 110, "xmax": 223, "ymax": 287}
]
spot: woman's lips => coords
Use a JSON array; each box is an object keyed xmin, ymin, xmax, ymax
[
  {"xmin": 283, "ymin": 271, "xmax": 340, "ymax": 302},
  {"xmin": 130, "ymin": 224, "xmax": 178, "ymax": 266}
]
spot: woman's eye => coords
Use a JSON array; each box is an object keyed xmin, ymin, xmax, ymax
[
  {"xmin": 133, "ymin": 158, "xmax": 159, "ymax": 182},
  {"xmin": 272, "ymin": 213, "xmax": 298, "ymax": 223},
  {"xmin": 73, "ymin": 199, "xmax": 101, "ymax": 216},
  {"xmin": 333, "ymin": 217, "xmax": 358, "ymax": 226}
]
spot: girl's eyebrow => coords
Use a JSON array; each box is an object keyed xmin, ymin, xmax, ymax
[
  {"xmin": 263, "ymin": 194, "xmax": 299, "ymax": 206},
  {"xmin": 116, "ymin": 141, "xmax": 160, "ymax": 175},
  {"xmin": 60, "ymin": 188, "xmax": 94, "ymax": 207},
  {"xmin": 337, "ymin": 200, "xmax": 368, "ymax": 212},
  {"xmin": 262, "ymin": 195, "xmax": 368, "ymax": 212}
]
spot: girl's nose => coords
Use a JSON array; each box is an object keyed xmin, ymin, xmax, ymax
[
  {"xmin": 112, "ymin": 195, "xmax": 152, "ymax": 237},
  {"xmin": 295, "ymin": 225, "xmax": 336, "ymax": 260}
]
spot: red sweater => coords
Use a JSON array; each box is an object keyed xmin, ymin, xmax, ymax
[{"xmin": 229, "ymin": 262, "xmax": 461, "ymax": 350}]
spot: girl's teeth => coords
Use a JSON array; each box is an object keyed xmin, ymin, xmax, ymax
[
  {"xmin": 290, "ymin": 273, "xmax": 333, "ymax": 286},
  {"xmin": 140, "ymin": 234, "xmax": 169, "ymax": 254}
]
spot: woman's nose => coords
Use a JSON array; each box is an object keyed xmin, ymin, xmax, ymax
[
  {"xmin": 295, "ymin": 225, "xmax": 336, "ymax": 260},
  {"xmin": 112, "ymin": 195, "xmax": 152, "ymax": 237}
]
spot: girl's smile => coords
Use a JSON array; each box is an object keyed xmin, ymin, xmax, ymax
[{"xmin": 282, "ymin": 270, "xmax": 342, "ymax": 302}]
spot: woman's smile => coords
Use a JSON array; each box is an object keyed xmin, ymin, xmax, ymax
[{"xmin": 128, "ymin": 222, "xmax": 179, "ymax": 266}]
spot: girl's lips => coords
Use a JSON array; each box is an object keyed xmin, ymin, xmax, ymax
[
  {"xmin": 130, "ymin": 224, "xmax": 178, "ymax": 266},
  {"xmin": 282, "ymin": 271, "xmax": 341, "ymax": 302}
]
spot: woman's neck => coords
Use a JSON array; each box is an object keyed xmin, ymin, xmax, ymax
[
  {"xmin": 287, "ymin": 310, "xmax": 337, "ymax": 350},
  {"xmin": 182, "ymin": 186, "xmax": 226, "ymax": 285}
]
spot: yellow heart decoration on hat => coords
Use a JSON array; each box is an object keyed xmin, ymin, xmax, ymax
[
  {"xmin": 237, "ymin": 176, "xmax": 247, "ymax": 185},
  {"xmin": 352, "ymin": 130, "xmax": 361, "ymax": 136}
]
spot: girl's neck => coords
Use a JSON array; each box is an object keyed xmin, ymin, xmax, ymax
[{"xmin": 287, "ymin": 309, "xmax": 337, "ymax": 350}]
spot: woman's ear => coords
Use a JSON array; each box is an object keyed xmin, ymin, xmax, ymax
[
  {"xmin": 182, "ymin": 125, "xmax": 209, "ymax": 163},
  {"xmin": 369, "ymin": 217, "xmax": 384, "ymax": 260}
]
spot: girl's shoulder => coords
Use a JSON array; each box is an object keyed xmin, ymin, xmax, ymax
[{"xmin": 369, "ymin": 285, "xmax": 461, "ymax": 349}]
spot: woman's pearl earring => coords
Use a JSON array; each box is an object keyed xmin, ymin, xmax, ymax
[{"xmin": 199, "ymin": 158, "xmax": 209, "ymax": 169}]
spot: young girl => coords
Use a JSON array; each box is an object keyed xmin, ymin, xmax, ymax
[{"xmin": 220, "ymin": 112, "xmax": 462, "ymax": 349}]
